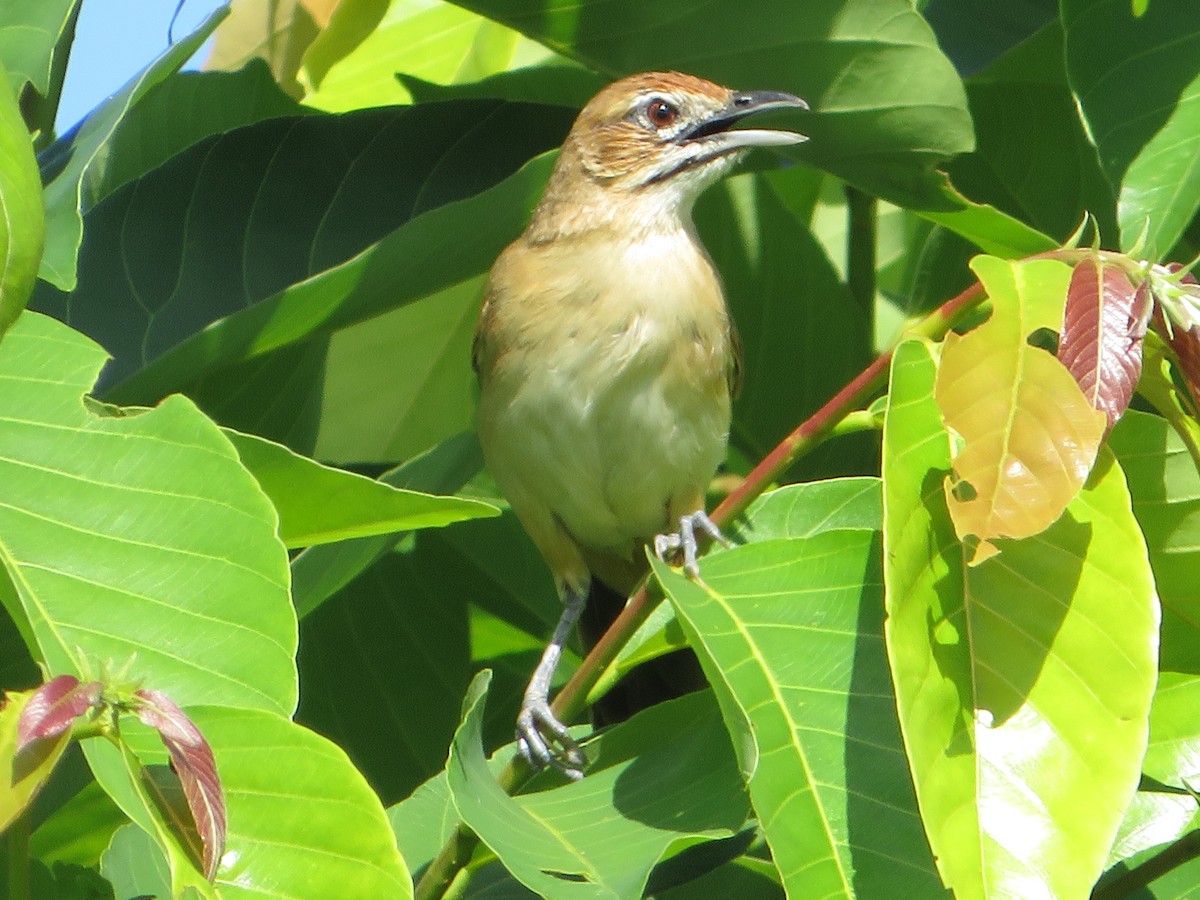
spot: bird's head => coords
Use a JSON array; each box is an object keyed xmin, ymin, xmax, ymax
[{"xmin": 555, "ymin": 72, "xmax": 807, "ymax": 208}]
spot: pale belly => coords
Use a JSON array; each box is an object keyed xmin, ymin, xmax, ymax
[{"xmin": 480, "ymin": 320, "xmax": 731, "ymax": 554}]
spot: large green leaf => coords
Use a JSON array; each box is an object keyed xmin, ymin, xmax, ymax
[
  {"xmin": 0, "ymin": 65, "xmax": 44, "ymax": 339},
  {"xmin": 1109, "ymin": 411, "xmax": 1200, "ymax": 673},
  {"xmin": 309, "ymin": 275, "xmax": 484, "ymax": 463},
  {"xmin": 92, "ymin": 62, "xmax": 311, "ymax": 204},
  {"xmin": 223, "ymin": 428, "xmax": 498, "ymax": 548},
  {"xmin": 102, "ymin": 709, "xmax": 413, "ymax": 898},
  {"xmin": 108, "ymin": 146, "xmax": 548, "ymax": 460},
  {"xmin": 0, "ymin": 311, "xmax": 300, "ymax": 881},
  {"xmin": 288, "ymin": 430, "xmax": 486, "ymax": 617},
  {"xmin": 34, "ymin": 100, "xmax": 571, "ymax": 397},
  {"xmin": 36, "ymin": 9, "xmax": 225, "ymax": 290},
  {"xmin": 451, "ymin": 0, "xmax": 973, "ymax": 210},
  {"xmin": 296, "ymin": 550, "xmax": 472, "ymax": 804},
  {"xmin": 303, "ymin": 0, "xmax": 553, "ymax": 111},
  {"xmin": 950, "ymin": 23, "xmax": 1118, "ymax": 245},
  {"xmin": 651, "ymin": 535, "xmax": 943, "ymax": 898},
  {"xmin": 0, "ymin": 312, "xmax": 296, "ymax": 714},
  {"xmin": 605, "ymin": 478, "xmax": 884, "ymax": 695},
  {"xmin": 0, "ymin": 0, "xmax": 77, "ymax": 96},
  {"xmin": 882, "ymin": 339, "xmax": 1159, "ymax": 898},
  {"xmin": 1063, "ymin": 0, "xmax": 1200, "ymax": 255},
  {"xmin": 446, "ymin": 674, "xmax": 749, "ymax": 899}
]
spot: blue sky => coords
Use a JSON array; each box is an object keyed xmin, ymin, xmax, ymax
[{"xmin": 56, "ymin": 0, "xmax": 227, "ymax": 132}]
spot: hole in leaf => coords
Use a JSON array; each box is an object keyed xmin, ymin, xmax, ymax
[
  {"xmin": 1027, "ymin": 327, "xmax": 1059, "ymax": 354},
  {"xmin": 951, "ymin": 479, "xmax": 977, "ymax": 502}
]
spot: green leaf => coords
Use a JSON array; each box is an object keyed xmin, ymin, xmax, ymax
[
  {"xmin": 0, "ymin": 311, "xmax": 296, "ymax": 714},
  {"xmin": 1063, "ymin": 0, "xmax": 1200, "ymax": 255},
  {"xmin": 446, "ymin": 674, "xmax": 749, "ymax": 898},
  {"xmin": 28, "ymin": 778, "xmax": 126, "ymax": 868},
  {"xmin": 100, "ymin": 823, "xmax": 171, "ymax": 899},
  {"xmin": 734, "ymin": 477, "xmax": 881, "ymax": 542},
  {"xmin": 299, "ymin": 0, "xmax": 389, "ymax": 90},
  {"xmin": 882, "ymin": 338, "xmax": 1159, "ymax": 899},
  {"xmin": 387, "ymin": 770, "xmax": 459, "ymax": 880},
  {"xmin": 36, "ymin": 9, "xmax": 226, "ymax": 290},
  {"xmin": 651, "ymin": 535, "xmax": 943, "ymax": 898},
  {"xmin": 0, "ymin": 0, "xmax": 77, "ymax": 96},
  {"xmin": 0, "ymin": 311, "xmax": 303, "ymax": 888},
  {"xmin": 105, "ymin": 709, "xmax": 413, "ymax": 898},
  {"xmin": 309, "ymin": 275, "xmax": 485, "ymax": 463},
  {"xmin": 452, "ymin": 0, "xmax": 974, "ymax": 210},
  {"xmin": 1105, "ymin": 789, "xmax": 1199, "ymax": 871},
  {"xmin": 657, "ymin": 856, "xmax": 784, "ymax": 900},
  {"xmin": 950, "ymin": 23, "xmax": 1118, "ymax": 245},
  {"xmin": 0, "ymin": 65, "xmax": 44, "ymax": 340},
  {"xmin": 91, "ymin": 62, "xmax": 311, "ymax": 204},
  {"xmin": 399, "ymin": 64, "xmax": 605, "ymax": 107},
  {"xmin": 288, "ymin": 431, "xmax": 486, "ymax": 618},
  {"xmin": 1143, "ymin": 672, "xmax": 1200, "ymax": 790},
  {"xmin": 296, "ymin": 549, "xmax": 471, "ymax": 804},
  {"xmin": 602, "ymin": 479, "xmax": 883, "ymax": 701},
  {"xmin": 42, "ymin": 107, "xmax": 566, "ymax": 403},
  {"xmin": 303, "ymin": 0, "xmax": 549, "ymax": 111},
  {"xmin": 1109, "ymin": 411, "xmax": 1200, "ymax": 673},
  {"xmin": 918, "ymin": 186, "xmax": 1057, "ymax": 259},
  {"xmin": 923, "ymin": 0, "xmax": 1056, "ymax": 77},
  {"xmin": 223, "ymin": 428, "xmax": 497, "ymax": 548}
]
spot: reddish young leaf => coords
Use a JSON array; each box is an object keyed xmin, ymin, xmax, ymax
[
  {"xmin": 135, "ymin": 689, "xmax": 226, "ymax": 882},
  {"xmin": 17, "ymin": 675, "xmax": 102, "ymax": 751},
  {"xmin": 1058, "ymin": 257, "xmax": 1148, "ymax": 431}
]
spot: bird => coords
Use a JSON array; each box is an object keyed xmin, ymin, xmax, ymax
[{"xmin": 472, "ymin": 71, "xmax": 808, "ymax": 779}]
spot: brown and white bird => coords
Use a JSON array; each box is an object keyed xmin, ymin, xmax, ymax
[{"xmin": 473, "ymin": 71, "xmax": 808, "ymax": 778}]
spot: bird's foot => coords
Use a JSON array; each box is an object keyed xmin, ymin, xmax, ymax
[
  {"xmin": 516, "ymin": 697, "xmax": 586, "ymax": 781},
  {"xmin": 654, "ymin": 510, "xmax": 732, "ymax": 578}
]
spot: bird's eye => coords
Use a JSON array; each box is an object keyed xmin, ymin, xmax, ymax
[{"xmin": 645, "ymin": 98, "xmax": 678, "ymax": 129}]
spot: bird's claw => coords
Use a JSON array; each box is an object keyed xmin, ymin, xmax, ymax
[
  {"xmin": 654, "ymin": 510, "xmax": 731, "ymax": 578},
  {"xmin": 516, "ymin": 699, "xmax": 586, "ymax": 781}
]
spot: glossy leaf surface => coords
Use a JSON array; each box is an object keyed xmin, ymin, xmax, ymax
[
  {"xmin": 884, "ymin": 339, "xmax": 1158, "ymax": 899},
  {"xmin": 653, "ymin": 535, "xmax": 943, "ymax": 898}
]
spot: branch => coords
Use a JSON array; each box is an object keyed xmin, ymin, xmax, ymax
[{"xmin": 1092, "ymin": 829, "xmax": 1200, "ymax": 899}]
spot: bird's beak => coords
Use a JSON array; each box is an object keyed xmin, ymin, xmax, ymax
[{"xmin": 680, "ymin": 90, "xmax": 810, "ymax": 150}]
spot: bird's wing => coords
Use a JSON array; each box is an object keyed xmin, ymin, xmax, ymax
[{"xmin": 728, "ymin": 316, "xmax": 743, "ymax": 400}]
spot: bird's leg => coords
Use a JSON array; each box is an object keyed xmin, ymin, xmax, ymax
[
  {"xmin": 654, "ymin": 510, "xmax": 732, "ymax": 578},
  {"xmin": 516, "ymin": 584, "xmax": 589, "ymax": 780}
]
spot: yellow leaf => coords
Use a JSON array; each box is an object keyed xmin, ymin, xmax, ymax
[{"xmin": 935, "ymin": 257, "xmax": 1106, "ymax": 564}]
